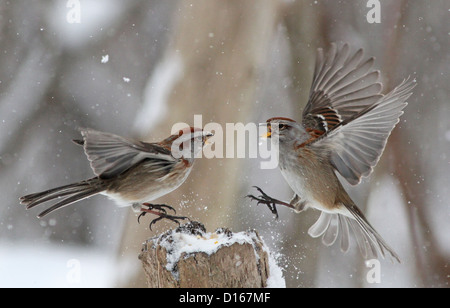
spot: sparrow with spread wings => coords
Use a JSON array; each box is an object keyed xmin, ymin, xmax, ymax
[{"xmin": 248, "ymin": 43, "xmax": 415, "ymax": 262}]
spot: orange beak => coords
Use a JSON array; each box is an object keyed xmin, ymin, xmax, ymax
[
  {"xmin": 260, "ymin": 123, "xmax": 272, "ymax": 139},
  {"xmin": 262, "ymin": 131, "xmax": 271, "ymax": 138}
]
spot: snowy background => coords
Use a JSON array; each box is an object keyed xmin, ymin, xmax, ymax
[{"xmin": 0, "ymin": 0, "xmax": 448, "ymax": 287}]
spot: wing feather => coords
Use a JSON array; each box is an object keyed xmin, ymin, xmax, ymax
[
  {"xmin": 314, "ymin": 78, "xmax": 416, "ymax": 184},
  {"xmin": 302, "ymin": 43, "xmax": 383, "ymax": 134},
  {"xmin": 79, "ymin": 129, "xmax": 175, "ymax": 179},
  {"xmin": 302, "ymin": 43, "xmax": 415, "ymax": 184}
]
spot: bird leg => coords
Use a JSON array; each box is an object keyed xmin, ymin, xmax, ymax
[
  {"xmin": 138, "ymin": 203, "xmax": 189, "ymax": 230},
  {"xmin": 246, "ymin": 186, "xmax": 295, "ymax": 219},
  {"xmin": 289, "ymin": 194, "xmax": 308, "ymax": 213}
]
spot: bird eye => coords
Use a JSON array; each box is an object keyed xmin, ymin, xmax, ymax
[{"xmin": 278, "ymin": 124, "xmax": 287, "ymax": 130}]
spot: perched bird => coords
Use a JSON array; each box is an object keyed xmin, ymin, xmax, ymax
[
  {"xmin": 20, "ymin": 127, "xmax": 213, "ymax": 228},
  {"xmin": 248, "ymin": 43, "xmax": 416, "ymax": 262}
]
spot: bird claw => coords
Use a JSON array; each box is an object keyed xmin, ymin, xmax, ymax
[
  {"xmin": 142, "ymin": 203, "xmax": 177, "ymax": 214},
  {"xmin": 138, "ymin": 203, "xmax": 189, "ymax": 230},
  {"xmin": 138, "ymin": 211, "xmax": 146, "ymax": 224},
  {"xmin": 246, "ymin": 186, "xmax": 280, "ymax": 219},
  {"xmin": 148, "ymin": 214, "xmax": 190, "ymax": 231}
]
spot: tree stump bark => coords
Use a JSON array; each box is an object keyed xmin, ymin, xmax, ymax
[{"xmin": 139, "ymin": 222, "xmax": 274, "ymax": 288}]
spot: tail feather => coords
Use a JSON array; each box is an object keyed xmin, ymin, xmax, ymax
[
  {"xmin": 347, "ymin": 217, "xmax": 382, "ymax": 260},
  {"xmin": 308, "ymin": 207, "xmax": 400, "ymax": 263},
  {"xmin": 22, "ymin": 183, "xmax": 94, "ymax": 209},
  {"xmin": 36, "ymin": 189, "xmax": 101, "ymax": 218},
  {"xmin": 20, "ymin": 182, "xmax": 87, "ymax": 208},
  {"xmin": 346, "ymin": 205, "xmax": 401, "ymax": 263},
  {"xmin": 20, "ymin": 178, "xmax": 105, "ymax": 218},
  {"xmin": 25, "ymin": 186, "xmax": 89, "ymax": 210}
]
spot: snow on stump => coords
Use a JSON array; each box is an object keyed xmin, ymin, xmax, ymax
[{"xmin": 139, "ymin": 221, "xmax": 284, "ymax": 288}]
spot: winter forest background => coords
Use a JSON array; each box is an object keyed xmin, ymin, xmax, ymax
[{"xmin": 0, "ymin": 0, "xmax": 448, "ymax": 287}]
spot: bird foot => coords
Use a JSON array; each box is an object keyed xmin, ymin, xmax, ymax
[
  {"xmin": 142, "ymin": 203, "xmax": 177, "ymax": 215},
  {"xmin": 246, "ymin": 186, "xmax": 284, "ymax": 219},
  {"xmin": 138, "ymin": 203, "xmax": 189, "ymax": 230},
  {"xmin": 247, "ymin": 186, "xmax": 297, "ymax": 219}
]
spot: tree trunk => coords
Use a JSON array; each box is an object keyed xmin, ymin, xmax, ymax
[{"xmin": 139, "ymin": 222, "xmax": 271, "ymax": 288}]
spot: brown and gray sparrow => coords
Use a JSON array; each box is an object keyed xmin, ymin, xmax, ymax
[
  {"xmin": 248, "ymin": 43, "xmax": 416, "ymax": 262},
  {"xmin": 20, "ymin": 127, "xmax": 213, "ymax": 228}
]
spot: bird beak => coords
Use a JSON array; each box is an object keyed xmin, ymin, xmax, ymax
[
  {"xmin": 261, "ymin": 131, "xmax": 271, "ymax": 139},
  {"xmin": 204, "ymin": 131, "xmax": 214, "ymax": 145},
  {"xmin": 259, "ymin": 123, "xmax": 271, "ymax": 139}
]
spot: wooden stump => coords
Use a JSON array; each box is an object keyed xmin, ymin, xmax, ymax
[{"xmin": 139, "ymin": 222, "xmax": 272, "ymax": 288}]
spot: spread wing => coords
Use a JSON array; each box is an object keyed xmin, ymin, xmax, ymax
[
  {"xmin": 302, "ymin": 43, "xmax": 383, "ymax": 135},
  {"xmin": 302, "ymin": 43, "xmax": 415, "ymax": 185},
  {"xmin": 76, "ymin": 129, "xmax": 176, "ymax": 179},
  {"xmin": 312, "ymin": 78, "xmax": 415, "ymax": 185}
]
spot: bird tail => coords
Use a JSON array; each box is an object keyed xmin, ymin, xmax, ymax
[
  {"xmin": 308, "ymin": 205, "xmax": 401, "ymax": 263},
  {"xmin": 20, "ymin": 178, "xmax": 105, "ymax": 218}
]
